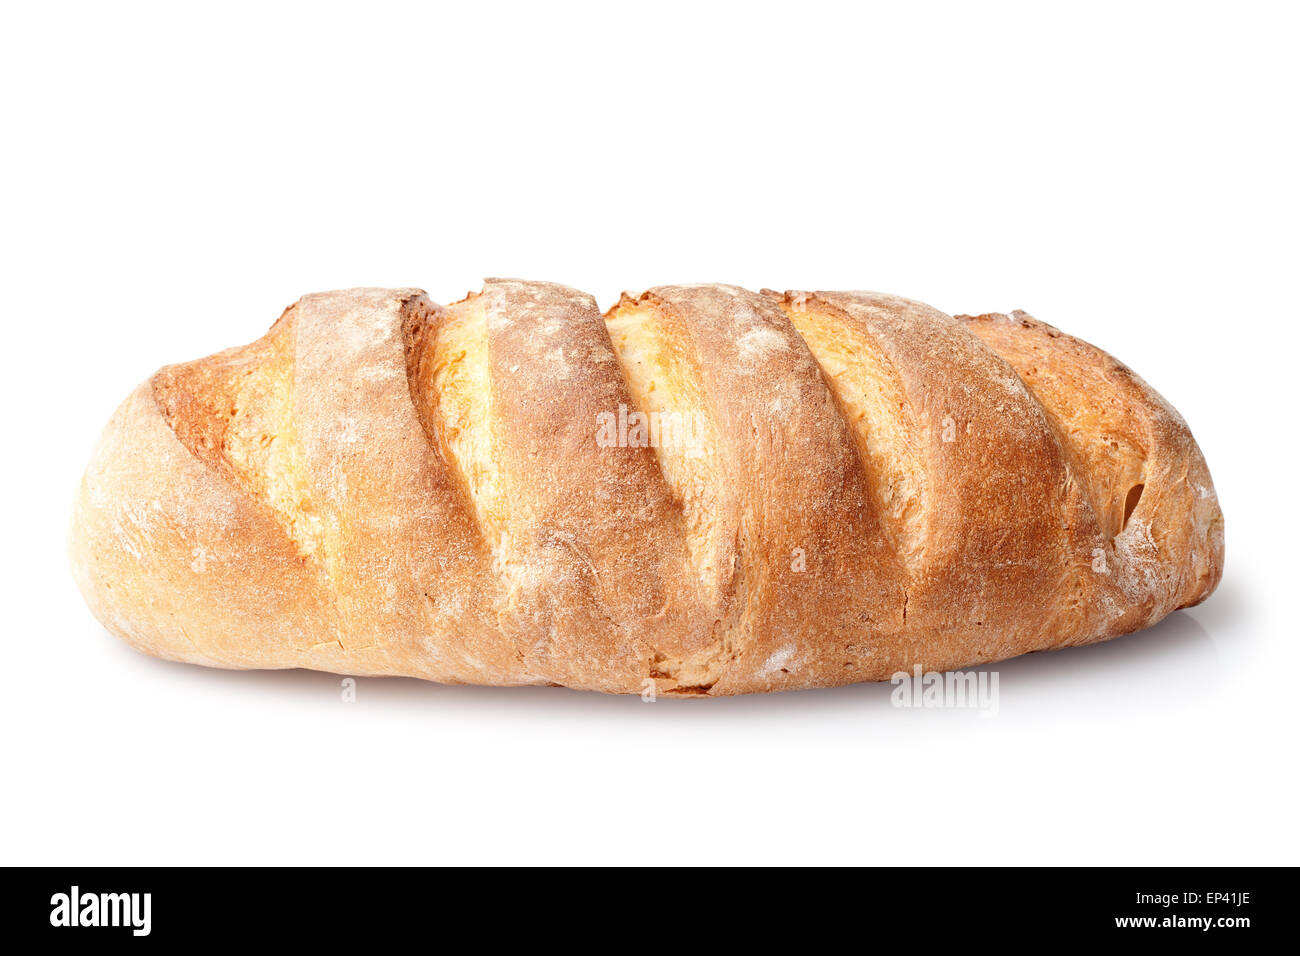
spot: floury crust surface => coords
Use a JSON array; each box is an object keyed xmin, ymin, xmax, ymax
[{"xmin": 69, "ymin": 281, "xmax": 1224, "ymax": 696}]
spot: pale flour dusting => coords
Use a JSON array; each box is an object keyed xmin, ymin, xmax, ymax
[
  {"xmin": 735, "ymin": 325, "xmax": 789, "ymax": 362},
  {"xmin": 758, "ymin": 645, "xmax": 796, "ymax": 677}
]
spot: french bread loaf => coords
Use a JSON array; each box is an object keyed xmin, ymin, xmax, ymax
[{"xmin": 69, "ymin": 281, "xmax": 1224, "ymax": 696}]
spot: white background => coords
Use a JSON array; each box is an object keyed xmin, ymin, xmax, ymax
[{"xmin": 2, "ymin": 1, "xmax": 1296, "ymax": 865}]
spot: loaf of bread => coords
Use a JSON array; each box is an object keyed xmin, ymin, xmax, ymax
[{"xmin": 69, "ymin": 281, "xmax": 1224, "ymax": 696}]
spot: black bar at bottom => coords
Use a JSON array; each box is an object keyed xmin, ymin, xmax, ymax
[{"xmin": 7, "ymin": 866, "xmax": 1281, "ymax": 942}]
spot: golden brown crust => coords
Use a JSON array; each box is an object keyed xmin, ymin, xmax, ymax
[
  {"xmin": 957, "ymin": 310, "xmax": 1224, "ymax": 621},
  {"xmin": 69, "ymin": 283, "xmax": 1225, "ymax": 695}
]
